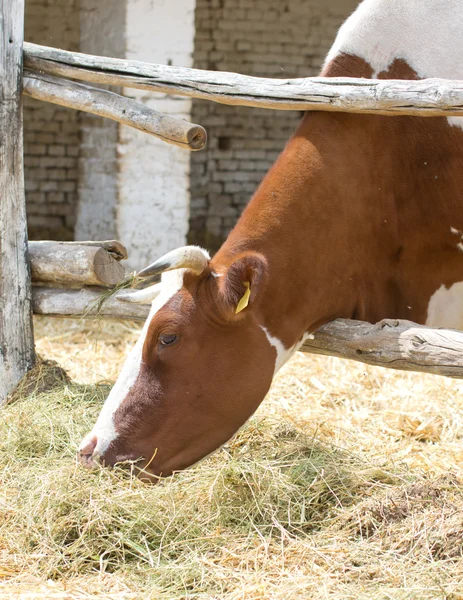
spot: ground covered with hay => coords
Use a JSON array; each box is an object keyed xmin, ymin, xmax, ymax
[{"xmin": 1, "ymin": 317, "xmax": 463, "ymax": 599}]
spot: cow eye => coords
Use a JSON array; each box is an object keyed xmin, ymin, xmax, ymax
[{"xmin": 159, "ymin": 333, "xmax": 178, "ymax": 347}]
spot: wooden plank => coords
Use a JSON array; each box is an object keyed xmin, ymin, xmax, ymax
[
  {"xmin": 30, "ymin": 284, "xmax": 463, "ymax": 380},
  {"xmin": 0, "ymin": 0, "xmax": 35, "ymax": 405},
  {"xmin": 36, "ymin": 240, "xmax": 129, "ymax": 261},
  {"xmin": 301, "ymin": 319, "xmax": 463, "ymax": 378},
  {"xmin": 32, "ymin": 287, "xmax": 149, "ymax": 321},
  {"xmin": 23, "ymin": 42, "xmax": 463, "ymax": 117},
  {"xmin": 23, "ymin": 71, "xmax": 207, "ymax": 151},
  {"xmin": 29, "ymin": 242, "xmax": 126, "ymax": 287}
]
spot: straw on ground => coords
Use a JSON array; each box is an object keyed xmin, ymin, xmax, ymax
[{"xmin": 1, "ymin": 317, "xmax": 462, "ymax": 599}]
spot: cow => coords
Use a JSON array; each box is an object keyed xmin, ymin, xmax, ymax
[{"xmin": 79, "ymin": 0, "xmax": 463, "ymax": 480}]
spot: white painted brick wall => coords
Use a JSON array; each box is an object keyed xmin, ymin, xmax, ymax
[
  {"xmin": 75, "ymin": 0, "xmax": 126, "ymax": 242},
  {"xmin": 117, "ymin": 0, "xmax": 196, "ymax": 271},
  {"xmin": 24, "ymin": 0, "xmax": 357, "ymax": 263}
]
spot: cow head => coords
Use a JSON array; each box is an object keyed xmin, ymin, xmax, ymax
[{"xmin": 78, "ymin": 246, "xmax": 278, "ymax": 480}]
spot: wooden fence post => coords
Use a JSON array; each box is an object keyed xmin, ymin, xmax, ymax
[{"xmin": 0, "ymin": 0, "xmax": 35, "ymax": 405}]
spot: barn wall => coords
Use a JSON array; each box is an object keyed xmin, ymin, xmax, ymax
[
  {"xmin": 74, "ymin": 0, "xmax": 126, "ymax": 242},
  {"xmin": 116, "ymin": 0, "xmax": 197, "ymax": 270},
  {"xmin": 23, "ymin": 0, "xmax": 357, "ymax": 262},
  {"xmin": 189, "ymin": 0, "xmax": 359, "ymax": 251},
  {"xmin": 24, "ymin": 0, "xmax": 81, "ymax": 241}
]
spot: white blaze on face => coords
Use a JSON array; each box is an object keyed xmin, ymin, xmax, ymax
[
  {"xmin": 324, "ymin": 0, "xmax": 463, "ymax": 130},
  {"xmin": 79, "ymin": 270, "xmax": 186, "ymax": 459},
  {"xmin": 426, "ymin": 282, "xmax": 463, "ymax": 330}
]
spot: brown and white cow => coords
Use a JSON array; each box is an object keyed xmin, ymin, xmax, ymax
[{"xmin": 79, "ymin": 0, "xmax": 463, "ymax": 479}]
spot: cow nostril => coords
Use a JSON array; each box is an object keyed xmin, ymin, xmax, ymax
[{"xmin": 78, "ymin": 436, "xmax": 98, "ymax": 468}]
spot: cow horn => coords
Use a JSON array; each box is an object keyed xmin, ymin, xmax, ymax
[
  {"xmin": 118, "ymin": 283, "xmax": 163, "ymax": 304},
  {"xmin": 136, "ymin": 246, "xmax": 210, "ymax": 280}
]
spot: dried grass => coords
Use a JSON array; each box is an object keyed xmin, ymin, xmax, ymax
[{"xmin": 1, "ymin": 316, "xmax": 463, "ymax": 599}]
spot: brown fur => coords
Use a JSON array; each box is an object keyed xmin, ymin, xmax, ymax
[
  {"xmin": 105, "ymin": 269, "xmax": 275, "ymax": 477},
  {"xmin": 93, "ymin": 53, "xmax": 463, "ymax": 478}
]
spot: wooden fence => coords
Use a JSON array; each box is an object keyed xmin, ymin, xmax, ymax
[{"xmin": 2, "ymin": 1, "xmax": 463, "ymax": 402}]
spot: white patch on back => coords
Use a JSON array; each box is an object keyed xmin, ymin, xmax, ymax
[
  {"xmin": 324, "ymin": 0, "xmax": 463, "ymax": 130},
  {"xmin": 260, "ymin": 326, "xmax": 313, "ymax": 375},
  {"xmin": 447, "ymin": 117, "xmax": 463, "ymax": 132},
  {"xmin": 426, "ymin": 281, "xmax": 463, "ymax": 330},
  {"xmin": 79, "ymin": 269, "xmax": 186, "ymax": 457}
]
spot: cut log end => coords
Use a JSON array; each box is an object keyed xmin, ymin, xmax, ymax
[
  {"xmin": 188, "ymin": 125, "xmax": 207, "ymax": 150},
  {"xmin": 93, "ymin": 247, "xmax": 126, "ymax": 286}
]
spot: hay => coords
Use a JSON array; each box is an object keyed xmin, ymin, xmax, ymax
[
  {"xmin": 1, "ymin": 317, "xmax": 463, "ymax": 599},
  {"xmin": 6, "ymin": 356, "xmax": 70, "ymax": 405}
]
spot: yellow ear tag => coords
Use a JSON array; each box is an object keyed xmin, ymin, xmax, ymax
[{"xmin": 235, "ymin": 281, "xmax": 251, "ymax": 314}]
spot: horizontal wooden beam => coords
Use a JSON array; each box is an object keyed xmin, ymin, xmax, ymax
[
  {"xmin": 301, "ymin": 319, "xmax": 463, "ymax": 378},
  {"xmin": 43, "ymin": 240, "xmax": 129, "ymax": 261},
  {"xmin": 29, "ymin": 242, "xmax": 126, "ymax": 287},
  {"xmin": 23, "ymin": 71, "xmax": 207, "ymax": 150},
  {"xmin": 31, "ymin": 286, "xmax": 463, "ymax": 379},
  {"xmin": 24, "ymin": 42, "xmax": 463, "ymax": 117},
  {"xmin": 32, "ymin": 287, "xmax": 149, "ymax": 321}
]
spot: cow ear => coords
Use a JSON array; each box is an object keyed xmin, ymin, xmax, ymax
[{"xmin": 217, "ymin": 252, "xmax": 268, "ymax": 319}]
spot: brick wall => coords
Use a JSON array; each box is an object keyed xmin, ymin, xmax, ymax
[
  {"xmin": 23, "ymin": 0, "xmax": 358, "ymax": 249},
  {"xmin": 189, "ymin": 0, "xmax": 358, "ymax": 251},
  {"xmin": 116, "ymin": 0, "xmax": 196, "ymax": 271},
  {"xmin": 75, "ymin": 0, "xmax": 126, "ymax": 242},
  {"xmin": 24, "ymin": 0, "xmax": 80, "ymax": 241}
]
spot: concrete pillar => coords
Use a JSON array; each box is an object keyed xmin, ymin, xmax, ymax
[
  {"xmin": 77, "ymin": 0, "xmax": 196, "ymax": 271},
  {"xmin": 76, "ymin": 0, "xmax": 126, "ymax": 242},
  {"xmin": 117, "ymin": 0, "xmax": 196, "ymax": 270}
]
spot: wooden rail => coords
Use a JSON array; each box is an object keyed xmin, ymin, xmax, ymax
[
  {"xmin": 29, "ymin": 241, "xmax": 127, "ymax": 287},
  {"xmin": 32, "ymin": 288, "xmax": 149, "ymax": 322},
  {"xmin": 23, "ymin": 71, "xmax": 207, "ymax": 150},
  {"xmin": 24, "ymin": 42, "xmax": 463, "ymax": 117},
  {"xmin": 301, "ymin": 319, "xmax": 463, "ymax": 379},
  {"xmin": 30, "ymin": 284, "xmax": 463, "ymax": 380}
]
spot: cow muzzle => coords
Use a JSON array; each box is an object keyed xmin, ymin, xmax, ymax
[
  {"xmin": 78, "ymin": 435, "xmax": 98, "ymax": 468},
  {"xmin": 77, "ymin": 434, "xmax": 154, "ymax": 479}
]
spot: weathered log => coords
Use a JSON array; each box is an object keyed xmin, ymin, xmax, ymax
[
  {"xmin": 29, "ymin": 242, "xmax": 126, "ymax": 287},
  {"xmin": 32, "ymin": 287, "xmax": 149, "ymax": 321},
  {"xmin": 44, "ymin": 240, "xmax": 129, "ymax": 261},
  {"xmin": 301, "ymin": 319, "xmax": 463, "ymax": 379},
  {"xmin": 30, "ymin": 284, "xmax": 463, "ymax": 381},
  {"xmin": 23, "ymin": 71, "xmax": 207, "ymax": 150},
  {"xmin": 0, "ymin": 0, "xmax": 36, "ymax": 405},
  {"xmin": 23, "ymin": 42, "xmax": 463, "ymax": 117}
]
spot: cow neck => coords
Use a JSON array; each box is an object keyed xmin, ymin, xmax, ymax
[
  {"xmin": 212, "ymin": 111, "xmax": 368, "ymax": 349},
  {"xmin": 212, "ymin": 53, "xmax": 424, "ymax": 348}
]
